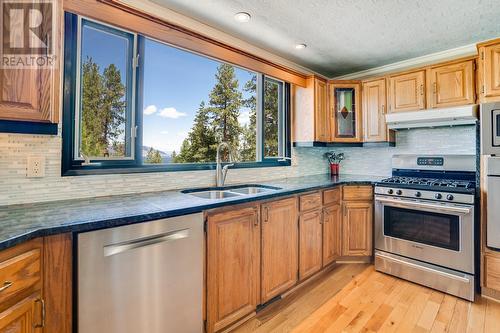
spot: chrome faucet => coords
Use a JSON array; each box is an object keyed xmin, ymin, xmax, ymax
[{"xmin": 216, "ymin": 142, "xmax": 234, "ymax": 187}]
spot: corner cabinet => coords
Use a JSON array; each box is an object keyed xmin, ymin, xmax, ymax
[
  {"xmin": 478, "ymin": 38, "xmax": 500, "ymax": 102},
  {"xmin": 206, "ymin": 205, "xmax": 260, "ymax": 333},
  {"xmin": 329, "ymin": 82, "xmax": 362, "ymax": 142},
  {"xmin": 314, "ymin": 78, "xmax": 331, "ymax": 142}
]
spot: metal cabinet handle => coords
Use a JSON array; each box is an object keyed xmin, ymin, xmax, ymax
[
  {"xmin": 263, "ymin": 207, "xmax": 269, "ymax": 222},
  {"xmin": 0, "ymin": 281, "xmax": 12, "ymax": 292},
  {"xmin": 381, "ymin": 105, "xmax": 385, "ymax": 114},
  {"xmin": 34, "ymin": 298, "xmax": 45, "ymax": 328},
  {"xmin": 103, "ymin": 229, "xmax": 190, "ymax": 257},
  {"xmin": 433, "ymin": 82, "xmax": 438, "ymax": 94},
  {"xmin": 420, "ymin": 84, "xmax": 424, "ymax": 95},
  {"xmin": 375, "ymin": 197, "xmax": 472, "ymax": 215}
]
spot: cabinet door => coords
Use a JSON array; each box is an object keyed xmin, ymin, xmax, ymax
[
  {"xmin": 0, "ymin": 2, "xmax": 60, "ymax": 124},
  {"xmin": 299, "ymin": 210, "xmax": 323, "ymax": 280},
  {"xmin": 342, "ymin": 202, "xmax": 373, "ymax": 257},
  {"xmin": 322, "ymin": 204, "xmax": 342, "ymax": 266},
  {"xmin": 330, "ymin": 83, "xmax": 362, "ymax": 142},
  {"xmin": 207, "ymin": 206, "xmax": 260, "ymax": 333},
  {"xmin": 429, "ymin": 60, "xmax": 475, "ymax": 108},
  {"xmin": 363, "ymin": 79, "xmax": 387, "ymax": 142},
  {"xmin": 314, "ymin": 79, "xmax": 330, "ymax": 142},
  {"xmin": 482, "ymin": 44, "xmax": 500, "ymax": 100},
  {"xmin": 261, "ymin": 198, "xmax": 298, "ymax": 302},
  {"xmin": 0, "ymin": 293, "xmax": 42, "ymax": 333},
  {"xmin": 388, "ymin": 70, "xmax": 425, "ymax": 112}
]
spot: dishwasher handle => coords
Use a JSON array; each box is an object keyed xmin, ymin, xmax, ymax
[{"xmin": 103, "ymin": 228, "xmax": 190, "ymax": 257}]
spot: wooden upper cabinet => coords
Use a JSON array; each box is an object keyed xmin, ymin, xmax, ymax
[
  {"xmin": 261, "ymin": 198, "xmax": 298, "ymax": 302},
  {"xmin": 342, "ymin": 201, "xmax": 373, "ymax": 257},
  {"xmin": 330, "ymin": 82, "xmax": 362, "ymax": 142},
  {"xmin": 322, "ymin": 204, "xmax": 342, "ymax": 266},
  {"xmin": 314, "ymin": 78, "xmax": 330, "ymax": 142},
  {"xmin": 388, "ymin": 70, "xmax": 426, "ymax": 113},
  {"xmin": 429, "ymin": 60, "xmax": 475, "ymax": 108},
  {"xmin": 478, "ymin": 40, "xmax": 500, "ymax": 102},
  {"xmin": 299, "ymin": 210, "xmax": 323, "ymax": 280},
  {"xmin": 206, "ymin": 205, "xmax": 260, "ymax": 333},
  {"xmin": 363, "ymin": 78, "xmax": 387, "ymax": 142},
  {"xmin": 0, "ymin": 2, "xmax": 60, "ymax": 124}
]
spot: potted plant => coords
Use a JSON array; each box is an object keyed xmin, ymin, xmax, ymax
[{"xmin": 324, "ymin": 152, "xmax": 345, "ymax": 176}]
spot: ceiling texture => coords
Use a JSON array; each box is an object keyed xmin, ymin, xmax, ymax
[{"xmin": 151, "ymin": 0, "xmax": 500, "ymax": 77}]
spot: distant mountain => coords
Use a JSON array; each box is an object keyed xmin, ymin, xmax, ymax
[{"xmin": 142, "ymin": 146, "xmax": 173, "ymax": 164}]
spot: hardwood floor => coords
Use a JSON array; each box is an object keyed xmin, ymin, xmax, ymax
[{"xmin": 232, "ymin": 264, "xmax": 500, "ymax": 333}]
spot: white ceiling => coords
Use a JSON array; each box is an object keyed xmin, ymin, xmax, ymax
[{"xmin": 150, "ymin": 0, "xmax": 500, "ymax": 77}]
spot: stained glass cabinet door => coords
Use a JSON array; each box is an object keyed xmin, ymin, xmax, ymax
[{"xmin": 330, "ymin": 83, "xmax": 362, "ymax": 142}]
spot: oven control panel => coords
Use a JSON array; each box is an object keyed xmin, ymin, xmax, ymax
[
  {"xmin": 374, "ymin": 186, "xmax": 474, "ymax": 205},
  {"xmin": 417, "ymin": 157, "xmax": 444, "ymax": 166}
]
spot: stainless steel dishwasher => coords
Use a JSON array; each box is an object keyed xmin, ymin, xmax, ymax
[{"xmin": 78, "ymin": 213, "xmax": 204, "ymax": 333}]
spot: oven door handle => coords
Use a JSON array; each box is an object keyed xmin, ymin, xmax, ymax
[{"xmin": 375, "ymin": 197, "xmax": 472, "ymax": 215}]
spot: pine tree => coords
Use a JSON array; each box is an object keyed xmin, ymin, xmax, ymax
[
  {"xmin": 102, "ymin": 64, "xmax": 126, "ymax": 156},
  {"xmin": 80, "ymin": 58, "xmax": 126, "ymax": 158},
  {"xmin": 81, "ymin": 57, "xmax": 105, "ymax": 157},
  {"xmin": 208, "ymin": 64, "xmax": 243, "ymax": 150},
  {"xmin": 173, "ymin": 138, "xmax": 193, "ymax": 163},
  {"xmin": 187, "ymin": 101, "xmax": 217, "ymax": 162},
  {"xmin": 263, "ymin": 80, "xmax": 280, "ymax": 157},
  {"xmin": 239, "ymin": 75, "xmax": 257, "ymax": 161},
  {"xmin": 145, "ymin": 147, "xmax": 162, "ymax": 164}
]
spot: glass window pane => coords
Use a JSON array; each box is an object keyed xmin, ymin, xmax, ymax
[
  {"xmin": 141, "ymin": 38, "xmax": 257, "ymax": 164},
  {"xmin": 263, "ymin": 78, "xmax": 283, "ymax": 158},
  {"xmin": 77, "ymin": 20, "xmax": 133, "ymax": 159},
  {"xmin": 335, "ymin": 88, "xmax": 356, "ymax": 138}
]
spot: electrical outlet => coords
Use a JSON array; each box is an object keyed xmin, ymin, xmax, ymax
[{"xmin": 27, "ymin": 156, "xmax": 46, "ymax": 178}]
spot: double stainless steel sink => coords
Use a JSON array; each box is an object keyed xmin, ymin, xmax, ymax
[{"xmin": 181, "ymin": 184, "xmax": 282, "ymax": 199}]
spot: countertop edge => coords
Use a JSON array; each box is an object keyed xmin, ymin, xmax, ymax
[{"xmin": 0, "ymin": 179, "xmax": 376, "ymax": 251}]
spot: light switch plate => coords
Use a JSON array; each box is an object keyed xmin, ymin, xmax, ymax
[{"xmin": 27, "ymin": 155, "xmax": 46, "ymax": 178}]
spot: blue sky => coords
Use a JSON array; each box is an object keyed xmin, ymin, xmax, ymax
[
  {"xmin": 81, "ymin": 22, "xmax": 255, "ymax": 154},
  {"xmin": 142, "ymin": 38, "xmax": 254, "ymax": 153}
]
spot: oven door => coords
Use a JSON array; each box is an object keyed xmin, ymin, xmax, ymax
[{"xmin": 375, "ymin": 195, "xmax": 474, "ymax": 274}]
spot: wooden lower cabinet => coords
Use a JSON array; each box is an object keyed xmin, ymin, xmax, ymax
[
  {"xmin": 261, "ymin": 198, "xmax": 298, "ymax": 302},
  {"xmin": 299, "ymin": 210, "xmax": 323, "ymax": 280},
  {"xmin": 0, "ymin": 292, "xmax": 43, "ymax": 333},
  {"xmin": 206, "ymin": 205, "xmax": 260, "ymax": 333},
  {"xmin": 322, "ymin": 204, "xmax": 342, "ymax": 266},
  {"xmin": 342, "ymin": 201, "xmax": 373, "ymax": 256},
  {"xmin": 484, "ymin": 254, "xmax": 500, "ymax": 291}
]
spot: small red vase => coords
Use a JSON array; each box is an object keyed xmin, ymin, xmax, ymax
[{"xmin": 330, "ymin": 163, "xmax": 340, "ymax": 176}]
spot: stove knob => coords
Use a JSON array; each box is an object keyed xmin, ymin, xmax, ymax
[
  {"xmin": 435, "ymin": 193, "xmax": 442, "ymax": 199},
  {"xmin": 387, "ymin": 189, "xmax": 394, "ymax": 194},
  {"xmin": 446, "ymin": 194, "xmax": 454, "ymax": 201},
  {"xmin": 415, "ymin": 191, "xmax": 421, "ymax": 198},
  {"xmin": 396, "ymin": 190, "xmax": 403, "ymax": 195}
]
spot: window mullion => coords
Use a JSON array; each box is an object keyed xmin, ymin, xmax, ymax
[{"xmin": 256, "ymin": 74, "xmax": 264, "ymax": 162}]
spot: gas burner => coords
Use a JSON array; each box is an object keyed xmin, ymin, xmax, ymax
[{"xmin": 380, "ymin": 176, "xmax": 475, "ymax": 190}]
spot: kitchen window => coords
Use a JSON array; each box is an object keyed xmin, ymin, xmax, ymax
[{"xmin": 62, "ymin": 14, "xmax": 291, "ymax": 175}]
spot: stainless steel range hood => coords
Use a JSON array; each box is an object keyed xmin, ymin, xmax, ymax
[{"xmin": 385, "ymin": 105, "xmax": 478, "ymax": 129}]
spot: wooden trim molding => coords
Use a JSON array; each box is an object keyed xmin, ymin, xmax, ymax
[{"xmin": 63, "ymin": 0, "xmax": 307, "ymax": 87}]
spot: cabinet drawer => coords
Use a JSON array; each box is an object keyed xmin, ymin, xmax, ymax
[
  {"xmin": 0, "ymin": 243, "xmax": 42, "ymax": 305},
  {"xmin": 485, "ymin": 254, "xmax": 500, "ymax": 291},
  {"xmin": 323, "ymin": 188, "xmax": 340, "ymax": 206},
  {"xmin": 299, "ymin": 192, "xmax": 322, "ymax": 211},
  {"xmin": 342, "ymin": 186, "xmax": 373, "ymax": 201}
]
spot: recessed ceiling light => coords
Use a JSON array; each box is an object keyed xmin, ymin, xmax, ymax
[
  {"xmin": 234, "ymin": 12, "xmax": 251, "ymax": 23},
  {"xmin": 295, "ymin": 43, "xmax": 307, "ymax": 50}
]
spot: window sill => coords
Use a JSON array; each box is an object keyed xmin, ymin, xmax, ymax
[{"xmin": 62, "ymin": 160, "xmax": 291, "ymax": 176}]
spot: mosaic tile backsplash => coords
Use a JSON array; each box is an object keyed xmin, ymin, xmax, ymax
[{"xmin": 0, "ymin": 126, "xmax": 476, "ymax": 205}]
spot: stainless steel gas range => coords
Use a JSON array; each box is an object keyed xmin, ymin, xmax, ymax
[{"xmin": 374, "ymin": 154, "xmax": 476, "ymax": 301}]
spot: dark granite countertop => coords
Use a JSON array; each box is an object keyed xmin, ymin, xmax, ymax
[{"xmin": 0, "ymin": 173, "xmax": 384, "ymax": 251}]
